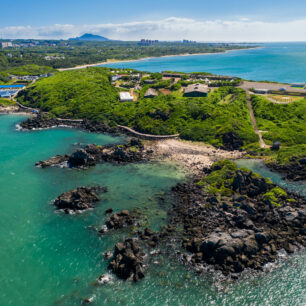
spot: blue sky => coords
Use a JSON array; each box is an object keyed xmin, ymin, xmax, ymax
[{"xmin": 1, "ymin": 0, "xmax": 306, "ymax": 41}]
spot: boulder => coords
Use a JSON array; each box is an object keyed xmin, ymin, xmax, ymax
[
  {"xmin": 222, "ymin": 132, "xmax": 244, "ymax": 151},
  {"xmin": 68, "ymin": 149, "xmax": 96, "ymax": 168},
  {"xmin": 53, "ymin": 186, "xmax": 105, "ymax": 212},
  {"xmin": 108, "ymin": 239, "xmax": 145, "ymax": 282}
]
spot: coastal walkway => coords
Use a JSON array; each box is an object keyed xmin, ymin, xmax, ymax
[
  {"xmin": 245, "ymin": 91, "xmax": 269, "ymax": 149},
  {"xmin": 118, "ymin": 125, "xmax": 179, "ymax": 140}
]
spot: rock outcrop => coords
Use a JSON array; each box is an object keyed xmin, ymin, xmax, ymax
[
  {"xmin": 267, "ymin": 156, "xmax": 306, "ymax": 181},
  {"xmin": 108, "ymin": 239, "xmax": 145, "ymax": 282},
  {"xmin": 99, "ymin": 210, "xmax": 136, "ymax": 233},
  {"xmin": 171, "ymin": 161, "xmax": 305, "ymax": 276},
  {"xmin": 35, "ymin": 139, "xmax": 151, "ymax": 169},
  {"xmin": 222, "ymin": 132, "xmax": 244, "ymax": 151},
  {"xmin": 54, "ymin": 186, "xmax": 107, "ymax": 213}
]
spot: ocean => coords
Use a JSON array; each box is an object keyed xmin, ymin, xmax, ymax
[
  {"xmin": 101, "ymin": 42, "xmax": 306, "ymax": 83},
  {"xmin": 0, "ymin": 115, "xmax": 305, "ymax": 305}
]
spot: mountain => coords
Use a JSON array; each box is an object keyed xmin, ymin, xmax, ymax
[{"xmin": 69, "ymin": 33, "xmax": 110, "ymax": 41}]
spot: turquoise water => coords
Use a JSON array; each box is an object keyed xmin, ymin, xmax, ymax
[
  {"xmin": 0, "ymin": 115, "xmax": 305, "ymax": 305},
  {"xmin": 101, "ymin": 42, "xmax": 306, "ymax": 83}
]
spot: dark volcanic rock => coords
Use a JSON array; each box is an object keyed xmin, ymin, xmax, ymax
[
  {"xmin": 35, "ymin": 139, "xmax": 151, "ymax": 169},
  {"xmin": 100, "ymin": 210, "xmax": 136, "ymax": 232},
  {"xmin": 267, "ymin": 156, "xmax": 306, "ymax": 181},
  {"xmin": 54, "ymin": 186, "xmax": 106, "ymax": 212},
  {"xmin": 108, "ymin": 239, "xmax": 145, "ymax": 282},
  {"xmin": 171, "ymin": 165, "xmax": 306, "ymax": 276},
  {"xmin": 68, "ymin": 149, "xmax": 96, "ymax": 168},
  {"xmin": 222, "ymin": 132, "xmax": 243, "ymax": 151},
  {"xmin": 35, "ymin": 155, "xmax": 68, "ymax": 168},
  {"xmin": 232, "ymin": 170, "xmax": 268, "ymax": 196}
]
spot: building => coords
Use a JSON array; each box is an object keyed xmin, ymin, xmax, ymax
[
  {"xmin": 183, "ymin": 84, "xmax": 209, "ymax": 97},
  {"xmin": 291, "ymin": 83, "xmax": 305, "ymax": 88},
  {"xmin": 138, "ymin": 39, "xmax": 159, "ymax": 46},
  {"xmin": 254, "ymin": 89, "xmax": 270, "ymax": 94},
  {"xmin": 119, "ymin": 92, "xmax": 134, "ymax": 102},
  {"xmin": 0, "ymin": 85, "xmax": 26, "ymax": 90},
  {"xmin": 0, "ymin": 90, "xmax": 19, "ymax": 98},
  {"xmin": 143, "ymin": 79, "xmax": 156, "ymax": 85},
  {"xmin": 162, "ymin": 73, "xmax": 184, "ymax": 79},
  {"xmin": 1, "ymin": 42, "xmax": 13, "ymax": 48},
  {"xmin": 112, "ymin": 75, "xmax": 122, "ymax": 82},
  {"xmin": 144, "ymin": 88, "xmax": 158, "ymax": 98}
]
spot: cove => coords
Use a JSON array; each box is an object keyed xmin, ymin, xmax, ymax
[{"xmin": 0, "ymin": 114, "xmax": 305, "ymax": 305}]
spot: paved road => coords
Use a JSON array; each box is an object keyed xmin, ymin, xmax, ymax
[{"xmin": 240, "ymin": 81, "xmax": 306, "ymax": 93}]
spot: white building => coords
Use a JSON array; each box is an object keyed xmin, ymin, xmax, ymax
[{"xmin": 119, "ymin": 92, "xmax": 134, "ymax": 102}]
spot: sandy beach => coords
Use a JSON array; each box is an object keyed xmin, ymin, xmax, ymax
[{"xmin": 147, "ymin": 139, "xmax": 245, "ymax": 174}]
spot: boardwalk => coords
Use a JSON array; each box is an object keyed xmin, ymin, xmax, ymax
[{"xmin": 118, "ymin": 125, "xmax": 179, "ymax": 140}]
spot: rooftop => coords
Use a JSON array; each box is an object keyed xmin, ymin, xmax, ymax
[{"xmin": 184, "ymin": 83, "xmax": 209, "ymax": 94}]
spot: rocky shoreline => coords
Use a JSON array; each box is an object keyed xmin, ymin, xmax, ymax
[
  {"xmin": 266, "ymin": 156, "xmax": 306, "ymax": 182},
  {"xmin": 20, "ymin": 113, "xmax": 121, "ymax": 135},
  {"xmin": 169, "ymin": 161, "xmax": 305, "ymax": 277},
  {"xmin": 36, "ymin": 139, "xmax": 153, "ymax": 168},
  {"xmin": 18, "ymin": 113, "xmax": 306, "ymax": 283}
]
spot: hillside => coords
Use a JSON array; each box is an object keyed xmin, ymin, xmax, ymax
[
  {"xmin": 69, "ymin": 33, "xmax": 110, "ymax": 41},
  {"xmin": 17, "ymin": 67, "xmax": 258, "ymax": 148}
]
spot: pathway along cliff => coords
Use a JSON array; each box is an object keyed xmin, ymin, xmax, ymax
[{"xmin": 245, "ymin": 91, "xmax": 269, "ymax": 149}]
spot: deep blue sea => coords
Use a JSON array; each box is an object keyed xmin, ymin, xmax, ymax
[{"xmin": 101, "ymin": 42, "xmax": 306, "ymax": 83}]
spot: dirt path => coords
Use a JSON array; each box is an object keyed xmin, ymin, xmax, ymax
[
  {"xmin": 147, "ymin": 139, "xmax": 244, "ymax": 173},
  {"xmin": 245, "ymin": 91, "xmax": 269, "ymax": 149}
]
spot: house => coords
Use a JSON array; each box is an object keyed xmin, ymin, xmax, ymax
[
  {"xmin": 291, "ymin": 83, "xmax": 305, "ymax": 88},
  {"xmin": 144, "ymin": 88, "xmax": 158, "ymax": 98},
  {"xmin": 143, "ymin": 79, "xmax": 156, "ymax": 84},
  {"xmin": 112, "ymin": 75, "xmax": 122, "ymax": 82},
  {"xmin": 119, "ymin": 92, "xmax": 134, "ymax": 102},
  {"xmin": 254, "ymin": 89, "xmax": 270, "ymax": 94},
  {"xmin": 162, "ymin": 73, "xmax": 184, "ymax": 79},
  {"xmin": 1, "ymin": 42, "xmax": 13, "ymax": 48},
  {"xmin": 183, "ymin": 84, "xmax": 209, "ymax": 97}
]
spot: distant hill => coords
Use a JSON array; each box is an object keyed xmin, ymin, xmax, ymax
[{"xmin": 69, "ymin": 33, "xmax": 110, "ymax": 41}]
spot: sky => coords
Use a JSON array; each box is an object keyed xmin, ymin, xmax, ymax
[{"xmin": 1, "ymin": 0, "xmax": 306, "ymax": 41}]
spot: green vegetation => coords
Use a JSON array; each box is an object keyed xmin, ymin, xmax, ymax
[
  {"xmin": 0, "ymin": 98, "xmax": 15, "ymax": 106},
  {"xmin": 251, "ymin": 95, "xmax": 306, "ymax": 146},
  {"xmin": 263, "ymin": 187, "xmax": 287, "ymax": 207},
  {"xmin": 4, "ymin": 64, "xmax": 55, "ymax": 76},
  {"xmin": 17, "ymin": 67, "xmax": 258, "ymax": 147},
  {"xmin": 198, "ymin": 160, "xmax": 290, "ymax": 207},
  {"xmin": 17, "ymin": 68, "xmax": 118, "ymax": 119},
  {"xmin": 0, "ymin": 40, "xmax": 250, "ymax": 71},
  {"xmin": 198, "ymin": 160, "xmax": 238, "ymax": 196},
  {"xmin": 262, "ymin": 144, "xmax": 306, "ymax": 165}
]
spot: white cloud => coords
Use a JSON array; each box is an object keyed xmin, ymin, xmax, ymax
[{"xmin": 1, "ymin": 17, "xmax": 306, "ymax": 41}]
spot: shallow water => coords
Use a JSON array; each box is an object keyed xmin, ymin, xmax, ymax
[
  {"xmin": 0, "ymin": 115, "xmax": 305, "ymax": 305},
  {"xmin": 101, "ymin": 42, "xmax": 306, "ymax": 83}
]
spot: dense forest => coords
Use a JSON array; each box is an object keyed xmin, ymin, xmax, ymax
[{"xmin": 17, "ymin": 67, "xmax": 258, "ymax": 148}]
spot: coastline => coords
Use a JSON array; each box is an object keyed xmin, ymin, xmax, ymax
[{"xmin": 58, "ymin": 47, "xmax": 260, "ymax": 72}]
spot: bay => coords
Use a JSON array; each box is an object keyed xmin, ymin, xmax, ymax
[{"xmin": 101, "ymin": 42, "xmax": 306, "ymax": 83}]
